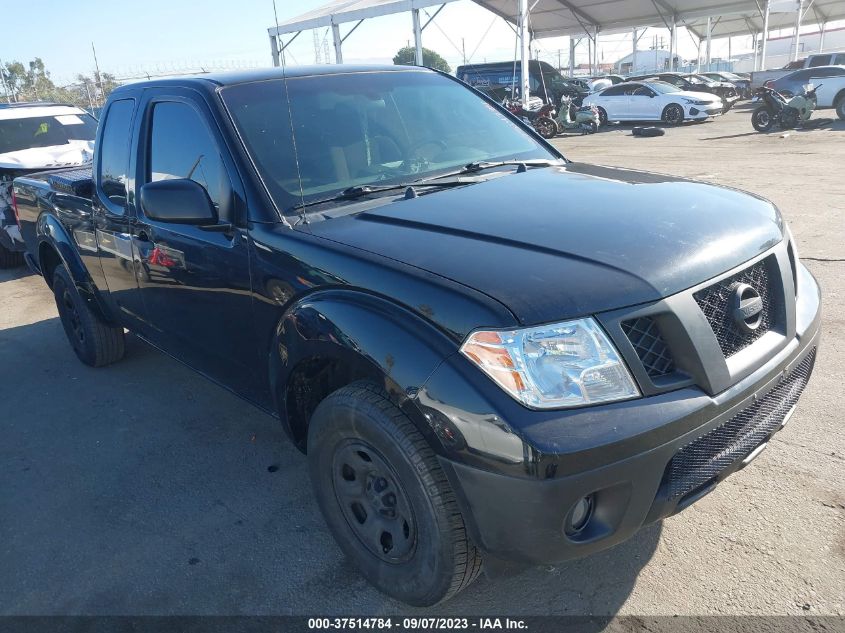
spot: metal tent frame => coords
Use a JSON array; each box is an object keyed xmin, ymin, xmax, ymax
[{"xmin": 268, "ymin": 0, "xmax": 840, "ymax": 105}]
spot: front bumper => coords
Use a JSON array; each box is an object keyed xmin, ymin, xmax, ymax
[{"xmin": 416, "ymin": 261, "xmax": 821, "ymax": 564}]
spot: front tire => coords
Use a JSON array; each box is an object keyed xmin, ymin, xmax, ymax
[
  {"xmin": 52, "ymin": 266, "xmax": 125, "ymax": 367},
  {"xmin": 662, "ymin": 103, "xmax": 684, "ymax": 125},
  {"xmin": 751, "ymin": 106, "xmax": 776, "ymax": 132},
  {"xmin": 308, "ymin": 382, "xmax": 482, "ymax": 606}
]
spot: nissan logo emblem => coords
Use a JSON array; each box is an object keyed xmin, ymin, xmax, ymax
[{"xmin": 732, "ymin": 283, "xmax": 764, "ymax": 333}]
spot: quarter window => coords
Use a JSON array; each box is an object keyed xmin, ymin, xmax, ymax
[
  {"xmin": 98, "ymin": 99, "xmax": 135, "ymax": 211},
  {"xmin": 148, "ymin": 101, "xmax": 230, "ymax": 215},
  {"xmin": 601, "ymin": 85, "xmax": 627, "ymax": 96}
]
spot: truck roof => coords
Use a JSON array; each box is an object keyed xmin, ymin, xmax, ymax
[{"xmin": 112, "ymin": 64, "xmax": 423, "ymax": 94}]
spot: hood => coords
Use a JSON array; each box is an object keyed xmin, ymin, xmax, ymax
[
  {"xmin": 306, "ymin": 164, "xmax": 783, "ymax": 325},
  {"xmin": 675, "ymin": 90, "xmax": 722, "ymax": 102},
  {"xmin": 0, "ymin": 140, "xmax": 94, "ymax": 170}
]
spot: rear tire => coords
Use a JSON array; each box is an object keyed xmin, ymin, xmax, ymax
[
  {"xmin": 308, "ymin": 381, "xmax": 482, "ymax": 606},
  {"xmin": 751, "ymin": 106, "xmax": 776, "ymax": 132},
  {"xmin": 52, "ymin": 266, "xmax": 125, "ymax": 367},
  {"xmin": 835, "ymin": 96, "xmax": 845, "ymax": 121},
  {"xmin": 0, "ymin": 242, "xmax": 24, "ymax": 269},
  {"xmin": 596, "ymin": 107, "xmax": 608, "ymax": 126},
  {"xmin": 534, "ymin": 116, "xmax": 557, "ymax": 139}
]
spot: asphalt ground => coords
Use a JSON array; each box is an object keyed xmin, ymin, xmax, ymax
[{"xmin": 1, "ymin": 103, "xmax": 843, "ymax": 617}]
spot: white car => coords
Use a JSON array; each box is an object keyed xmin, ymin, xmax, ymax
[
  {"xmin": 0, "ymin": 103, "xmax": 97, "ymax": 267},
  {"xmin": 583, "ymin": 81, "xmax": 723, "ymax": 125}
]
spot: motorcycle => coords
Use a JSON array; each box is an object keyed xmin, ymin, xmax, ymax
[
  {"xmin": 501, "ymin": 94, "xmax": 558, "ymax": 139},
  {"xmin": 554, "ymin": 95, "xmax": 599, "ymax": 134},
  {"xmin": 752, "ymin": 84, "xmax": 820, "ymax": 132}
]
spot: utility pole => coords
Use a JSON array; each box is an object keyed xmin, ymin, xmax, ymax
[{"xmin": 91, "ymin": 42, "xmax": 105, "ymax": 106}]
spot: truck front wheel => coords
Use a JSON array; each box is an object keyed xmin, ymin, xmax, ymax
[
  {"xmin": 52, "ymin": 266, "xmax": 125, "ymax": 367},
  {"xmin": 308, "ymin": 381, "xmax": 482, "ymax": 606}
]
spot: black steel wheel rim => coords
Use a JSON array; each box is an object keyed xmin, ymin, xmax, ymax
[
  {"xmin": 331, "ymin": 440, "xmax": 417, "ymax": 563},
  {"xmin": 756, "ymin": 110, "xmax": 771, "ymax": 127},
  {"xmin": 60, "ymin": 287, "xmax": 85, "ymax": 348}
]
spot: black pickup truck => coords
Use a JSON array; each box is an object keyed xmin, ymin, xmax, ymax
[{"xmin": 13, "ymin": 65, "xmax": 821, "ymax": 606}]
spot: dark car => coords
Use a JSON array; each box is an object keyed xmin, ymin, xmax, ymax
[
  {"xmin": 630, "ymin": 72, "xmax": 739, "ymax": 111},
  {"xmin": 13, "ymin": 65, "xmax": 821, "ymax": 606},
  {"xmin": 702, "ymin": 71, "xmax": 752, "ymax": 99},
  {"xmin": 767, "ymin": 65, "xmax": 845, "ymax": 97},
  {"xmin": 457, "ymin": 60, "xmax": 589, "ymax": 104}
]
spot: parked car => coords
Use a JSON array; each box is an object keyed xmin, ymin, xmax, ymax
[
  {"xmin": 766, "ymin": 65, "xmax": 845, "ymax": 99},
  {"xmin": 14, "ymin": 65, "xmax": 821, "ymax": 606},
  {"xmin": 583, "ymin": 80, "xmax": 723, "ymax": 124},
  {"xmin": 0, "ymin": 102, "xmax": 97, "ymax": 267},
  {"xmin": 629, "ymin": 72, "xmax": 738, "ymax": 111},
  {"xmin": 750, "ymin": 51, "xmax": 845, "ymax": 88},
  {"xmin": 456, "ymin": 60, "xmax": 588, "ymax": 105},
  {"xmin": 702, "ymin": 71, "xmax": 752, "ymax": 99}
]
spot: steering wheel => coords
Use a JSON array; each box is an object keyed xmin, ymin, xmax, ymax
[{"xmin": 406, "ymin": 138, "xmax": 448, "ymax": 158}]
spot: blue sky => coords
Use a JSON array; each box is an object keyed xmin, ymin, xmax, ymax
[{"xmin": 0, "ymin": 0, "xmax": 814, "ymax": 85}]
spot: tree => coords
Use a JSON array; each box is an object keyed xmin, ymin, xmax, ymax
[
  {"xmin": 0, "ymin": 58, "xmax": 119, "ymax": 108},
  {"xmin": 393, "ymin": 46, "xmax": 451, "ymax": 73}
]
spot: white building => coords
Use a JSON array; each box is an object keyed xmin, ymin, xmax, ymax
[{"xmin": 614, "ymin": 49, "xmax": 683, "ymax": 75}]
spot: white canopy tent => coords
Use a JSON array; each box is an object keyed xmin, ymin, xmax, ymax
[{"xmin": 268, "ymin": 0, "xmax": 837, "ymax": 105}]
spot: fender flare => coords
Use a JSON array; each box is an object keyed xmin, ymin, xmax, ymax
[
  {"xmin": 36, "ymin": 213, "xmax": 115, "ymax": 324},
  {"xmin": 269, "ymin": 288, "xmax": 460, "ymax": 451}
]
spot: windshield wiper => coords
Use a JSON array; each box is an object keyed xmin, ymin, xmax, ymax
[
  {"xmin": 291, "ymin": 180, "xmax": 473, "ymax": 211},
  {"xmin": 423, "ymin": 158, "xmax": 563, "ymax": 181}
]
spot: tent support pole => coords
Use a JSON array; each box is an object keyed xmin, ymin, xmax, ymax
[
  {"xmin": 412, "ymin": 9, "xmax": 423, "ymax": 65},
  {"xmin": 518, "ymin": 0, "xmax": 530, "ymax": 107},
  {"xmin": 792, "ymin": 0, "xmax": 803, "ymax": 61},
  {"xmin": 760, "ymin": 0, "xmax": 770, "ymax": 70},
  {"xmin": 332, "ymin": 22, "xmax": 343, "ymax": 63}
]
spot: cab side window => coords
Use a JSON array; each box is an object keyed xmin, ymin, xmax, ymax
[
  {"xmin": 98, "ymin": 99, "xmax": 135, "ymax": 212},
  {"xmin": 148, "ymin": 102, "xmax": 231, "ymax": 220}
]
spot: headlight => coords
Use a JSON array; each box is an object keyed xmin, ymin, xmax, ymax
[
  {"xmin": 460, "ymin": 318, "xmax": 640, "ymax": 409},
  {"xmin": 682, "ymin": 98, "xmax": 710, "ymax": 105}
]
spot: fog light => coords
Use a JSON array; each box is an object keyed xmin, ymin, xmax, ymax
[{"xmin": 565, "ymin": 495, "xmax": 594, "ymax": 536}]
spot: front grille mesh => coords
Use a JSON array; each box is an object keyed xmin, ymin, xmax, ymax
[
  {"xmin": 666, "ymin": 347, "xmax": 816, "ymax": 500},
  {"xmin": 622, "ymin": 317, "xmax": 675, "ymax": 378},
  {"xmin": 694, "ymin": 257, "xmax": 776, "ymax": 357}
]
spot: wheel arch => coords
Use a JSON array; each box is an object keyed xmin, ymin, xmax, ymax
[
  {"xmin": 35, "ymin": 215, "xmax": 115, "ymax": 324},
  {"xmin": 833, "ymin": 88, "xmax": 845, "ymax": 107},
  {"xmin": 269, "ymin": 289, "xmax": 459, "ymax": 453}
]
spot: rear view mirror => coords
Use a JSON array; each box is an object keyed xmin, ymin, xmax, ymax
[{"xmin": 140, "ymin": 179, "xmax": 217, "ymax": 225}]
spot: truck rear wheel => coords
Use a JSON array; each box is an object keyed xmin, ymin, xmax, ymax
[
  {"xmin": 52, "ymin": 266, "xmax": 125, "ymax": 367},
  {"xmin": 307, "ymin": 381, "xmax": 482, "ymax": 606},
  {"xmin": 0, "ymin": 242, "xmax": 24, "ymax": 268}
]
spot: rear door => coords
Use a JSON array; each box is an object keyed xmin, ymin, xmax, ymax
[
  {"xmin": 130, "ymin": 89, "xmax": 261, "ymax": 401},
  {"xmin": 596, "ymin": 85, "xmax": 629, "ymax": 120}
]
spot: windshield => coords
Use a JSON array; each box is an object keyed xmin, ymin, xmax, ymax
[
  {"xmin": 222, "ymin": 70, "xmax": 556, "ymax": 214},
  {"xmin": 646, "ymin": 81, "xmax": 682, "ymax": 94},
  {"xmin": 0, "ymin": 112, "xmax": 98, "ymax": 154},
  {"xmin": 687, "ymin": 75, "xmax": 714, "ymax": 84}
]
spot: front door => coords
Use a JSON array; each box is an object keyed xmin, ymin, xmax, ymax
[
  {"xmin": 130, "ymin": 93, "xmax": 261, "ymax": 403},
  {"xmin": 92, "ymin": 96, "xmax": 150, "ymax": 335}
]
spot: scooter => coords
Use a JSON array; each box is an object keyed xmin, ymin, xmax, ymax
[
  {"xmin": 752, "ymin": 84, "xmax": 820, "ymax": 132},
  {"xmin": 554, "ymin": 95, "xmax": 599, "ymax": 134},
  {"xmin": 501, "ymin": 91, "xmax": 558, "ymax": 139}
]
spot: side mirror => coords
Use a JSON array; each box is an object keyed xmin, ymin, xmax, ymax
[{"xmin": 140, "ymin": 178, "xmax": 217, "ymax": 225}]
